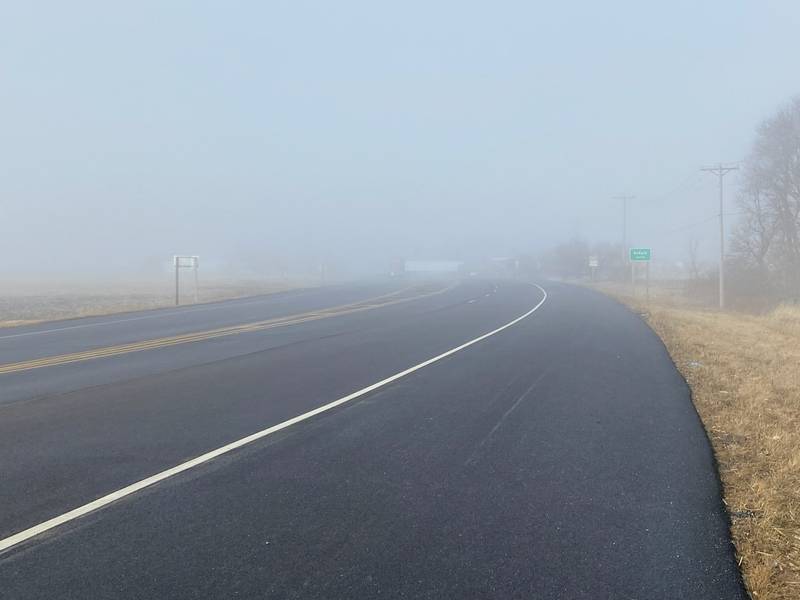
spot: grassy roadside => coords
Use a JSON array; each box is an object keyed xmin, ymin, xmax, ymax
[
  {"xmin": 594, "ymin": 282, "xmax": 800, "ymax": 599},
  {"xmin": 0, "ymin": 279, "xmax": 313, "ymax": 327}
]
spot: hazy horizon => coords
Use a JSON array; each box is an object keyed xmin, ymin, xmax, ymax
[{"xmin": 3, "ymin": 1, "xmax": 800, "ymax": 279}]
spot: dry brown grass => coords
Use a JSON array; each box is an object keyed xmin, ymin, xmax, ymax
[
  {"xmin": 0, "ymin": 279, "xmax": 311, "ymax": 327},
  {"xmin": 597, "ymin": 282, "xmax": 800, "ymax": 599},
  {"xmin": 766, "ymin": 304, "xmax": 800, "ymax": 339}
]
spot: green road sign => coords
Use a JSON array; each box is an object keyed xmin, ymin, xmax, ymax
[{"xmin": 629, "ymin": 248, "xmax": 651, "ymax": 262}]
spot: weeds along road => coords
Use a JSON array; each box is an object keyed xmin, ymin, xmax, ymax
[{"xmin": 0, "ymin": 279, "xmax": 746, "ymax": 599}]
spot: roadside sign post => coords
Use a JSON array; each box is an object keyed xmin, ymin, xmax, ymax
[
  {"xmin": 588, "ymin": 255, "xmax": 599, "ymax": 282},
  {"xmin": 175, "ymin": 258, "xmax": 180, "ymax": 306},
  {"xmin": 629, "ymin": 248, "xmax": 652, "ymax": 301},
  {"xmin": 173, "ymin": 255, "xmax": 200, "ymax": 306},
  {"xmin": 193, "ymin": 263, "xmax": 199, "ymax": 303}
]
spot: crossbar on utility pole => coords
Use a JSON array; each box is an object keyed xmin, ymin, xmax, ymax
[{"xmin": 701, "ymin": 164, "xmax": 738, "ymax": 309}]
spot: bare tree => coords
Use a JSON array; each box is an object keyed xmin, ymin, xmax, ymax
[
  {"xmin": 732, "ymin": 96, "xmax": 800, "ymax": 298},
  {"xmin": 731, "ymin": 183, "xmax": 776, "ymax": 271},
  {"xmin": 543, "ymin": 238, "xmax": 590, "ymax": 279}
]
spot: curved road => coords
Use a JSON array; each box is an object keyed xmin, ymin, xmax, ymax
[{"xmin": 0, "ymin": 279, "xmax": 746, "ymax": 599}]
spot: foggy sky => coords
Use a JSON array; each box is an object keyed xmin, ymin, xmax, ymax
[{"xmin": 3, "ymin": 1, "xmax": 800, "ymax": 278}]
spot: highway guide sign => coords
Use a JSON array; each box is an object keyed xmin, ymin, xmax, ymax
[
  {"xmin": 588, "ymin": 255, "xmax": 599, "ymax": 268},
  {"xmin": 629, "ymin": 248, "xmax": 651, "ymax": 262}
]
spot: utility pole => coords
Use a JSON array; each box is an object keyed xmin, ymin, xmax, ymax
[
  {"xmin": 701, "ymin": 164, "xmax": 738, "ymax": 309},
  {"xmin": 613, "ymin": 195, "xmax": 635, "ymax": 268}
]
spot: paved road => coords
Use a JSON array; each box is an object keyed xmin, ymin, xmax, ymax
[
  {"xmin": 0, "ymin": 281, "xmax": 421, "ymax": 404},
  {"xmin": 0, "ymin": 279, "xmax": 746, "ymax": 599}
]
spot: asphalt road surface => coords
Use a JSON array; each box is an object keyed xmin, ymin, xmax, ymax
[{"xmin": 0, "ymin": 279, "xmax": 747, "ymax": 599}]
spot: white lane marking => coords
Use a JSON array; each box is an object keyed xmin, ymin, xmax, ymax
[{"xmin": 0, "ymin": 284, "xmax": 547, "ymax": 554}]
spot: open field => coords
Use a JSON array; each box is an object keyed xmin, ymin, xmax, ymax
[
  {"xmin": 594, "ymin": 281, "xmax": 800, "ymax": 599},
  {"xmin": 0, "ymin": 279, "xmax": 313, "ymax": 327}
]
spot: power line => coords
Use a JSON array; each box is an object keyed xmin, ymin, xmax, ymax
[
  {"xmin": 607, "ymin": 171, "xmax": 704, "ymax": 254},
  {"xmin": 612, "ymin": 195, "xmax": 635, "ymax": 263},
  {"xmin": 660, "ymin": 214, "xmax": 719, "ymax": 236},
  {"xmin": 654, "ymin": 211, "xmax": 746, "ymax": 236},
  {"xmin": 642, "ymin": 170, "xmax": 705, "ymax": 205}
]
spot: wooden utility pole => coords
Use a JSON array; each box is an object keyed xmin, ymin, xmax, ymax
[{"xmin": 701, "ymin": 164, "xmax": 738, "ymax": 309}]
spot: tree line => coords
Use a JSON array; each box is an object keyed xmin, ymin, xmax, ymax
[
  {"xmin": 731, "ymin": 96, "xmax": 800, "ymax": 302},
  {"xmin": 536, "ymin": 95, "xmax": 800, "ymax": 307}
]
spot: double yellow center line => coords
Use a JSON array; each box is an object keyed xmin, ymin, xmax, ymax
[{"xmin": 0, "ymin": 284, "xmax": 452, "ymax": 375}]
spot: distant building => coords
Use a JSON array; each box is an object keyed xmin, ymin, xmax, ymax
[{"xmin": 403, "ymin": 260, "xmax": 463, "ymax": 274}]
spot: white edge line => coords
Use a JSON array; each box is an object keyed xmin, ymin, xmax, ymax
[{"xmin": 0, "ymin": 283, "xmax": 548, "ymax": 554}]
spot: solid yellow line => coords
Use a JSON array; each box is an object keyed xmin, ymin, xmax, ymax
[{"xmin": 0, "ymin": 283, "xmax": 454, "ymax": 375}]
